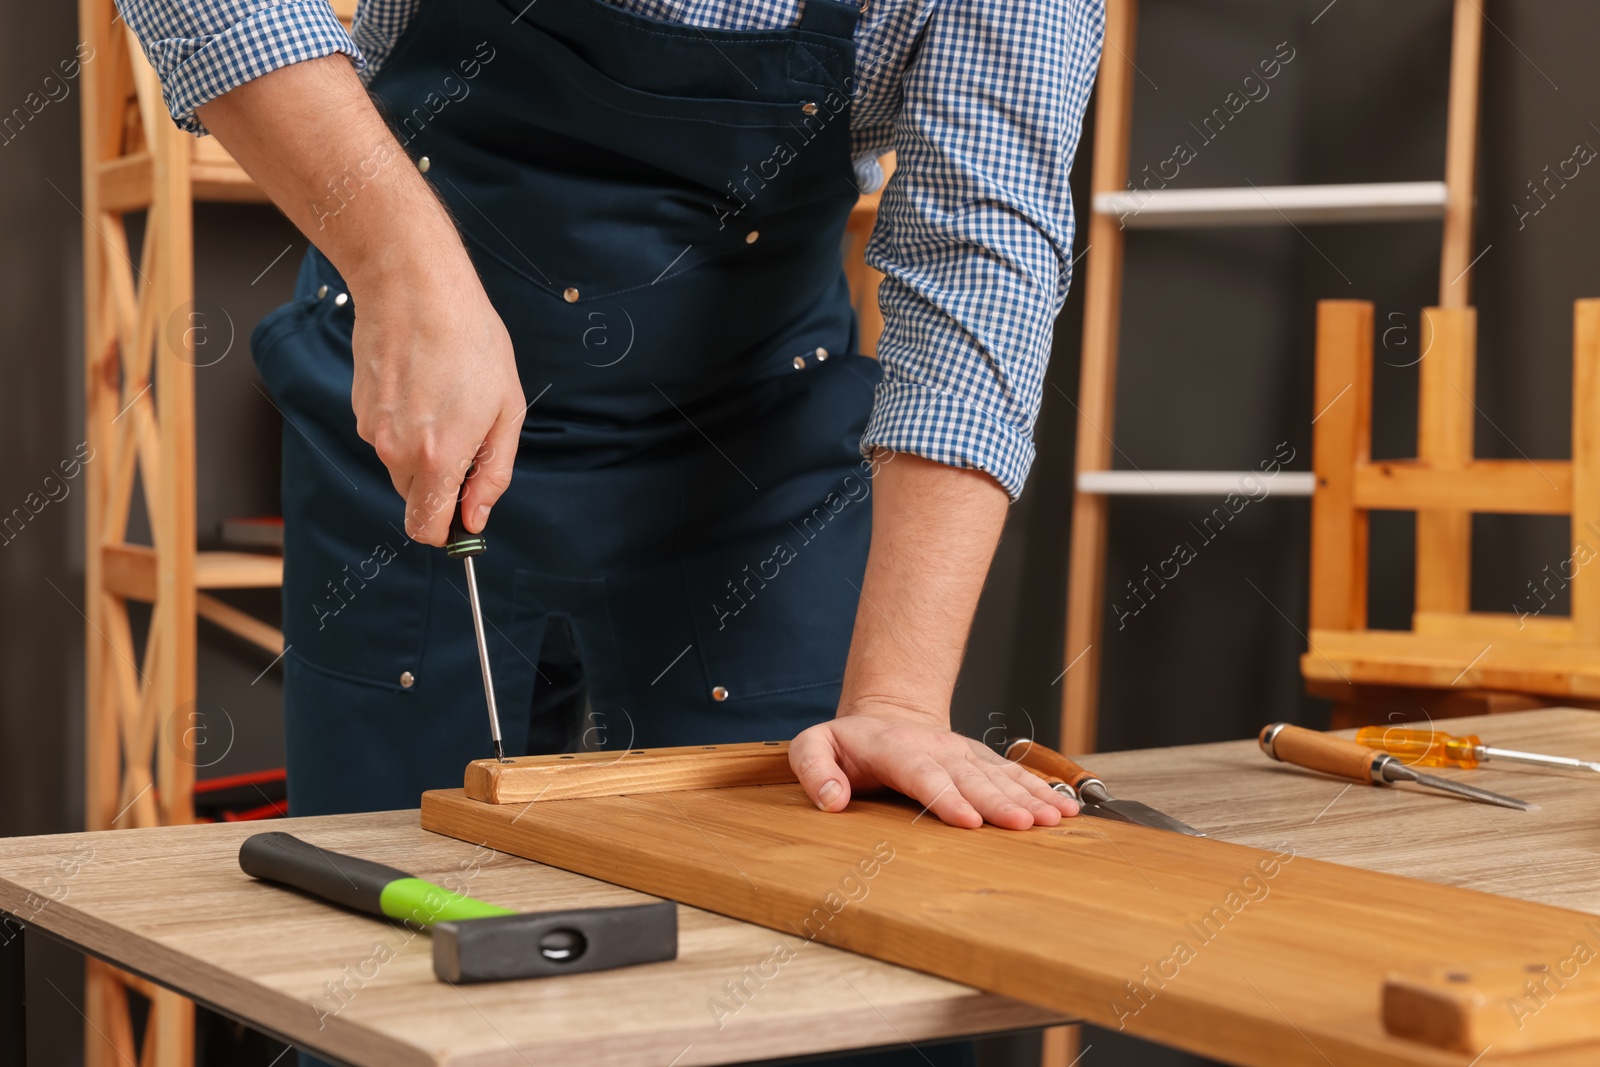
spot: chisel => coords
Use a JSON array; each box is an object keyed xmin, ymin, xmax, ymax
[
  {"xmin": 446, "ymin": 485, "xmax": 508, "ymax": 763},
  {"xmin": 1005, "ymin": 738, "xmax": 1206, "ymax": 836},
  {"xmin": 1258, "ymin": 723, "xmax": 1535, "ymax": 811}
]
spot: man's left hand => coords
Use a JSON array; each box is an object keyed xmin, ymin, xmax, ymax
[{"xmin": 790, "ymin": 705, "xmax": 1079, "ymax": 829}]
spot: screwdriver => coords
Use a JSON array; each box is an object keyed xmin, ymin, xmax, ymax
[
  {"xmin": 1258, "ymin": 723, "xmax": 1534, "ymax": 811},
  {"xmin": 446, "ymin": 481, "xmax": 508, "ymax": 763},
  {"xmin": 1355, "ymin": 725, "xmax": 1600, "ymax": 774}
]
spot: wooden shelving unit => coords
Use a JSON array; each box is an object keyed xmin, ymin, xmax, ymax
[
  {"xmin": 75, "ymin": 1, "xmax": 884, "ymax": 1062},
  {"xmin": 77, "ymin": 0, "xmax": 304, "ymax": 1058}
]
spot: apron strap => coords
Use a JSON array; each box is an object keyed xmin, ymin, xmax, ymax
[{"xmin": 798, "ymin": 0, "xmax": 860, "ymax": 40}]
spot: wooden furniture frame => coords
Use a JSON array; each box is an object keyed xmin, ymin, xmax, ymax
[
  {"xmin": 1304, "ymin": 299, "xmax": 1600, "ymax": 703},
  {"xmin": 1059, "ymin": 0, "xmax": 1486, "ymax": 754},
  {"xmin": 77, "ymin": 0, "xmax": 306, "ymax": 1061}
]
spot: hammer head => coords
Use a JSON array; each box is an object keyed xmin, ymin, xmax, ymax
[{"xmin": 432, "ymin": 900, "xmax": 678, "ymax": 983}]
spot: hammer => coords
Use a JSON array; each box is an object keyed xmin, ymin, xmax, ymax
[{"xmin": 239, "ymin": 832, "xmax": 676, "ymax": 982}]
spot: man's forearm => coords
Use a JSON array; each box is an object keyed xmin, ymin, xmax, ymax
[
  {"xmin": 838, "ymin": 451, "xmax": 1010, "ymax": 721},
  {"xmin": 196, "ymin": 55, "xmax": 468, "ymax": 294}
]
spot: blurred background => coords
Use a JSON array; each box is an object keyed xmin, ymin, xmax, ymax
[{"xmin": 3, "ymin": 0, "xmax": 1599, "ymax": 1064}]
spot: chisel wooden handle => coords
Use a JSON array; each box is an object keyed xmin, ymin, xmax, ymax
[
  {"xmin": 1259, "ymin": 723, "xmax": 1385, "ymax": 784},
  {"xmin": 1004, "ymin": 738, "xmax": 1098, "ymax": 794},
  {"xmin": 466, "ymin": 741, "xmax": 796, "ymax": 804}
]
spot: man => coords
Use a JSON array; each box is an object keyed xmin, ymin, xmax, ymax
[{"xmin": 124, "ymin": 0, "xmax": 1099, "ymax": 828}]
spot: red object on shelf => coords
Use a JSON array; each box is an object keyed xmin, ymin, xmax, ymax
[{"xmin": 193, "ymin": 767, "xmax": 287, "ymax": 823}]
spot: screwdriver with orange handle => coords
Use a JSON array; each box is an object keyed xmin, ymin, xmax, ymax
[
  {"xmin": 1258, "ymin": 723, "xmax": 1535, "ymax": 810},
  {"xmin": 1355, "ymin": 725, "xmax": 1600, "ymax": 774}
]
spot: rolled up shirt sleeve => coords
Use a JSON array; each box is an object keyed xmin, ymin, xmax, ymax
[
  {"xmin": 118, "ymin": 0, "xmax": 366, "ymax": 133},
  {"xmin": 860, "ymin": 0, "xmax": 1104, "ymax": 500}
]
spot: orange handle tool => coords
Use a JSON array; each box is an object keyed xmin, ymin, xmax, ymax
[
  {"xmin": 1355, "ymin": 726, "xmax": 1482, "ymax": 769},
  {"xmin": 1259, "ymin": 723, "xmax": 1387, "ymax": 785}
]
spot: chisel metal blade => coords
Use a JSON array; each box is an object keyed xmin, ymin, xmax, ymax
[
  {"xmin": 1078, "ymin": 795, "xmax": 1207, "ymax": 837},
  {"xmin": 1393, "ymin": 766, "xmax": 1537, "ymax": 812}
]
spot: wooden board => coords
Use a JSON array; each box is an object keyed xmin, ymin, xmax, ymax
[
  {"xmin": 0, "ymin": 811, "xmax": 1058, "ymax": 1067},
  {"xmin": 422, "ymin": 712, "xmax": 1600, "ymax": 1067},
  {"xmin": 466, "ymin": 741, "xmax": 794, "ymax": 803}
]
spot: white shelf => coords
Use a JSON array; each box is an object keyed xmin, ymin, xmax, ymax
[
  {"xmin": 1093, "ymin": 181, "xmax": 1449, "ymax": 229},
  {"xmin": 1077, "ymin": 470, "xmax": 1317, "ymax": 497}
]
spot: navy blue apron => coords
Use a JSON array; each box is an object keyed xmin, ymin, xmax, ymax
[{"xmin": 253, "ymin": 0, "xmax": 884, "ymax": 814}]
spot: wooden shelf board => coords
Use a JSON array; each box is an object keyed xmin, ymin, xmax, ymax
[
  {"xmin": 1303, "ymin": 628, "xmax": 1600, "ymax": 696},
  {"xmin": 103, "ymin": 544, "xmax": 282, "ymax": 601}
]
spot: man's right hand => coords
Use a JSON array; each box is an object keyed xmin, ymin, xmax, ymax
[
  {"xmin": 350, "ymin": 258, "xmax": 524, "ymax": 546},
  {"xmin": 197, "ymin": 55, "xmax": 524, "ymax": 543}
]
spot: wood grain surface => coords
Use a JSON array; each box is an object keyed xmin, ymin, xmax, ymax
[
  {"xmin": 0, "ymin": 811, "xmax": 1059, "ymax": 1067},
  {"xmin": 465, "ymin": 741, "xmax": 795, "ymax": 804},
  {"xmin": 422, "ymin": 708, "xmax": 1600, "ymax": 1067}
]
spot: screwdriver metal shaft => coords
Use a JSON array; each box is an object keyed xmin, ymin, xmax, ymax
[
  {"xmin": 448, "ymin": 491, "xmax": 508, "ymax": 763},
  {"xmin": 459, "ymin": 554, "xmax": 506, "ymax": 763}
]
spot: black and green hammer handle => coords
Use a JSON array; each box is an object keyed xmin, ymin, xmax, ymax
[{"xmin": 239, "ymin": 831, "xmax": 513, "ymax": 926}]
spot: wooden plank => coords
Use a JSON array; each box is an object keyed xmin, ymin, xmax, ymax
[
  {"xmin": 103, "ymin": 545, "xmax": 283, "ymax": 601},
  {"xmin": 1384, "ymin": 964, "xmax": 1600, "ymax": 1054},
  {"xmin": 1571, "ymin": 300, "xmax": 1600, "ymax": 643},
  {"xmin": 1060, "ymin": 0, "xmax": 1138, "ymax": 758},
  {"xmin": 466, "ymin": 742, "xmax": 795, "ymax": 804},
  {"xmin": 1354, "ymin": 461, "xmax": 1572, "ymax": 515},
  {"xmin": 1309, "ymin": 300, "xmax": 1372, "ymax": 631},
  {"xmin": 1414, "ymin": 308, "xmax": 1475, "ymax": 615},
  {"xmin": 421, "ymin": 776, "xmax": 1600, "ymax": 1067},
  {"xmin": 1413, "ymin": 611, "xmax": 1572, "ymax": 644},
  {"xmin": 1303, "ymin": 629, "xmax": 1600, "ymax": 697},
  {"xmin": 0, "ymin": 812, "xmax": 1060, "ymax": 1067},
  {"xmin": 97, "ymin": 154, "xmax": 153, "ymax": 215},
  {"xmin": 196, "ymin": 592, "xmax": 284, "ymax": 655},
  {"xmin": 1437, "ymin": 0, "xmax": 1484, "ymax": 307}
]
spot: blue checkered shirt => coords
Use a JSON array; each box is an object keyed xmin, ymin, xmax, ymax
[{"xmin": 120, "ymin": 0, "xmax": 1103, "ymax": 498}]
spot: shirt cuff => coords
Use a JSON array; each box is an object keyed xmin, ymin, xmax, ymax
[
  {"xmin": 861, "ymin": 379, "xmax": 1037, "ymax": 501},
  {"xmin": 149, "ymin": 1, "xmax": 364, "ymax": 134}
]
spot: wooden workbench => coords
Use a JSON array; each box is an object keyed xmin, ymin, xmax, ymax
[
  {"xmin": 0, "ymin": 811, "xmax": 1059, "ymax": 1066},
  {"xmin": 2, "ymin": 707, "xmax": 1598, "ymax": 1066}
]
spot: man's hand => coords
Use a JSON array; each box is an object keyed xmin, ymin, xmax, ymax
[
  {"xmin": 351, "ymin": 264, "xmax": 523, "ymax": 545},
  {"xmin": 790, "ymin": 705, "xmax": 1078, "ymax": 830},
  {"xmin": 197, "ymin": 56, "xmax": 523, "ymax": 544},
  {"xmin": 789, "ymin": 450, "xmax": 1081, "ymax": 830}
]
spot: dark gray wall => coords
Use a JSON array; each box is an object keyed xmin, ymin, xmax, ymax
[{"xmin": 4, "ymin": 0, "xmax": 1598, "ymax": 1065}]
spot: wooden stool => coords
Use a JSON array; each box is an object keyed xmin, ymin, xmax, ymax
[{"xmin": 1305, "ymin": 299, "xmax": 1600, "ymax": 723}]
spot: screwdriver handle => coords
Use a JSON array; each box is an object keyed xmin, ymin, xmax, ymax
[
  {"xmin": 446, "ymin": 470, "xmax": 486, "ymax": 559},
  {"xmin": 1354, "ymin": 726, "xmax": 1483, "ymax": 769},
  {"xmin": 1260, "ymin": 723, "xmax": 1388, "ymax": 785},
  {"xmin": 1005, "ymin": 738, "xmax": 1099, "ymax": 795}
]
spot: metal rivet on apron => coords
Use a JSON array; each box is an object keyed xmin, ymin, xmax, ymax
[
  {"xmin": 334, "ymin": 293, "xmax": 350, "ymax": 307},
  {"xmin": 399, "ymin": 671, "xmax": 415, "ymax": 689},
  {"xmin": 815, "ymin": 347, "xmax": 829, "ymax": 361},
  {"xmin": 745, "ymin": 230, "xmax": 760, "ymax": 245},
  {"xmin": 792, "ymin": 356, "xmax": 806, "ymax": 370},
  {"xmin": 316, "ymin": 284, "xmax": 328, "ymax": 300},
  {"xmin": 418, "ymin": 156, "xmax": 431, "ymax": 173},
  {"xmin": 563, "ymin": 287, "xmax": 580, "ymax": 303},
  {"xmin": 801, "ymin": 101, "xmax": 819, "ymax": 116},
  {"xmin": 711, "ymin": 685, "xmax": 729, "ymax": 702}
]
